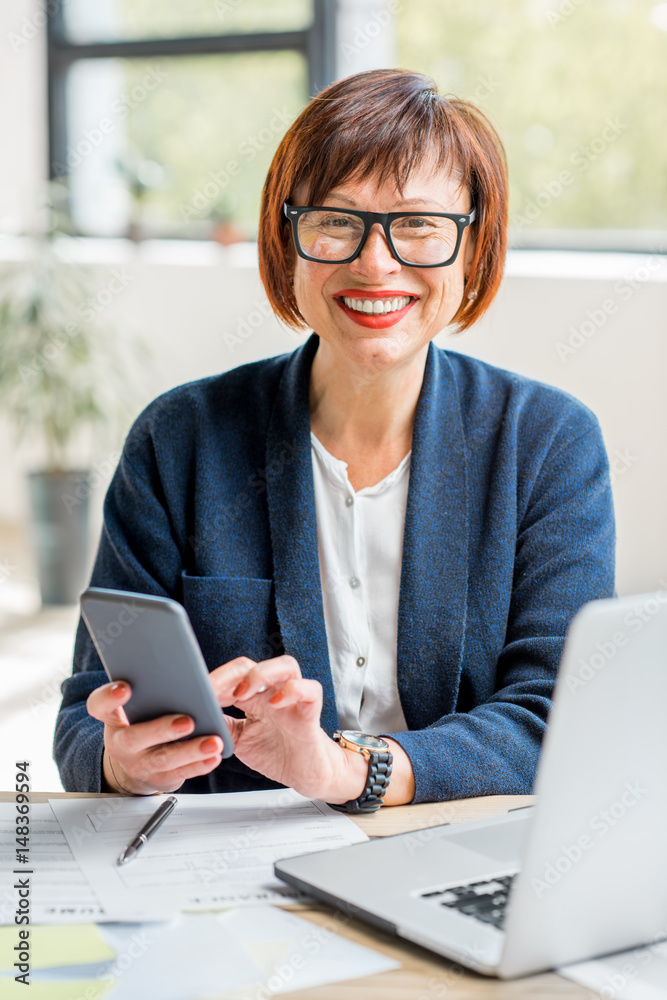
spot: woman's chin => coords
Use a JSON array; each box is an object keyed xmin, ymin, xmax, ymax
[{"xmin": 320, "ymin": 324, "xmax": 423, "ymax": 370}]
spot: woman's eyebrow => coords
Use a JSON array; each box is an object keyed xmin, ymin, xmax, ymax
[{"xmin": 324, "ymin": 192, "xmax": 451, "ymax": 211}]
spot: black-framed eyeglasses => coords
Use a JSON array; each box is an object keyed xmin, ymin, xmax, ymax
[{"xmin": 283, "ymin": 202, "xmax": 476, "ymax": 268}]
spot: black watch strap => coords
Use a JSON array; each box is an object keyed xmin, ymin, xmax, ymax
[{"xmin": 328, "ymin": 750, "xmax": 393, "ymax": 814}]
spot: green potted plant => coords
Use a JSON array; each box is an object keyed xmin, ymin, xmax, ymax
[{"xmin": 0, "ymin": 190, "xmax": 147, "ymax": 604}]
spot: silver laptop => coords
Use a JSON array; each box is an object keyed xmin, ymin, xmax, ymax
[{"xmin": 276, "ymin": 592, "xmax": 667, "ymax": 978}]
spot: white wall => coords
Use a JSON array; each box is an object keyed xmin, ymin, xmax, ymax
[{"xmin": 452, "ymin": 253, "xmax": 667, "ymax": 597}]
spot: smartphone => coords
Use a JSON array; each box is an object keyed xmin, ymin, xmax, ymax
[{"xmin": 80, "ymin": 586, "xmax": 234, "ymax": 758}]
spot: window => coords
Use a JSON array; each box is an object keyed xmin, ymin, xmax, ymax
[
  {"xmin": 396, "ymin": 0, "xmax": 667, "ymax": 251},
  {"xmin": 47, "ymin": 0, "xmax": 336, "ymax": 238}
]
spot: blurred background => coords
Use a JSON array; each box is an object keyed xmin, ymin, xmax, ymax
[{"xmin": 0, "ymin": 0, "xmax": 665, "ymax": 790}]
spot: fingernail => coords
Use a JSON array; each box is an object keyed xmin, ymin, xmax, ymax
[
  {"xmin": 233, "ymin": 678, "xmax": 249, "ymax": 698},
  {"xmin": 110, "ymin": 682, "xmax": 126, "ymax": 695},
  {"xmin": 268, "ymin": 690, "xmax": 284, "ymax": 705},
  {"xmin": 201, "ymin": 737, "xmax": 220, "ymax": 754},
  {"xmin": 172, "ymin": 715, "xmax": 193, "ymax": 733}
]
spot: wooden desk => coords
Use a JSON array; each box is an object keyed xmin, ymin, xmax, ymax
[{"xmin": 3, "ymin": 792, "xmax": 593, "ymax": 998}]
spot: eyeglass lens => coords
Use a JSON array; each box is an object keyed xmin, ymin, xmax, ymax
[{"xmin": 297, "ymin": 210, "xmax": 460, "ymax": 265}]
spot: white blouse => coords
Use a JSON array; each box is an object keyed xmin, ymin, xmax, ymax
[{"xmin": 310, "ymin": 432, "xmax": 410, "ymax": 735}]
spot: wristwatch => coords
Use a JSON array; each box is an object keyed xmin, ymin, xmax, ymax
[{"xmin": 328, "ymin": 731, "xmax": 393, "ymax": 813}]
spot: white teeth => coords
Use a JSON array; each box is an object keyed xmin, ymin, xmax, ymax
[{"xmin": 342, "ymin": 295, "xmax": 411, "ymax": 315}]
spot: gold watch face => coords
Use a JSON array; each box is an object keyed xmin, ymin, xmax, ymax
[{"xmin": 337, "ymin": 731, "xmax": 389, "ymax": 751}]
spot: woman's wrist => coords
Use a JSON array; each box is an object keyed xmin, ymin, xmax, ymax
[
  {"xmin": 324, "ymin": 741, "xmax": 369, "ymax": 805},
  {"xmin": 316, "ymin": 736, "xmax": 415, "ymax": 806},
  {"xmin": 102, "ymin": 750, "xmax": 150, "ymax": 796},
  {"xmin": 297, "ymin": 734, "xmax": 367, "ymax": 804}
]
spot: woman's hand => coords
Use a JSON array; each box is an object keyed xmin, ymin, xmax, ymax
[
  {"xmin": 86, "ymin": 682, "xmax": 225, "ymax": 795},
  {"xmin": 209, "ymin": 654, "xmax": 368, "ymax": 803},
  {"xmin": 87, "ymin": 653, "xmax": 414, "ymax": 803}
]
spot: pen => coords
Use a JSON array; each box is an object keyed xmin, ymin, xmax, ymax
[{"xmin": 117, "ymin": 795, "xmax": 178, "ymax": 866}]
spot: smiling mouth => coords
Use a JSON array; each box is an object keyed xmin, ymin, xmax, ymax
[{"xmin": 334, "ymin": 293, "xmax": 418, "ymax": 315}]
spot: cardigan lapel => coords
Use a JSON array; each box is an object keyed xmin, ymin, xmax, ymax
[
  {"xmin": 265, "ymin": 334, "xmax": 339, "ymax": 735},
  {"xmin": 397, "ymin": 343, "xmax": 470, "ymax": 728}
]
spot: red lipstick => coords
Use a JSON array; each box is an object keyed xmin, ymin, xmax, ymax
[{"xmin": 334, "ymin": 289, "xmax": 419, "ymax": 329}]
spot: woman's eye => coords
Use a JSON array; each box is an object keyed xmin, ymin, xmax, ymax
[
  {"xmin": 402, "ymin": 217, "xmax": 431, "ymax": 229},
  {"xmin": 322, "ymin": 216, "xmax": 352, "ymax": 228}
]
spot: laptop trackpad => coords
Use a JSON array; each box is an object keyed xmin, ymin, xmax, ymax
[{"xmin": 443, "ymin": 818, "xmax": 529, "ymax": 865}]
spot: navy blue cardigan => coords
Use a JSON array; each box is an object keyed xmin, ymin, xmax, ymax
[{"xmin": 55, "ymin": 334, "xmax": 615, "ymax": 802}]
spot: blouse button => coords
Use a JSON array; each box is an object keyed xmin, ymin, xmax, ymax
[
  {"xmin": 356, "ymin": 656, "xmax": 366, "ymax": 668},
  {"xmin": 349, "ymin": 576, "xmax": 360, "ymax": 589},
  {"xmin": 345, "ymin": 495, "xmax": 354, "ymax": 507}
]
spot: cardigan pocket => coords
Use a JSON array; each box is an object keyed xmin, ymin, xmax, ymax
[{"xmin": 181, "ymin": 571, "xmax": 282, "ymax": 669}]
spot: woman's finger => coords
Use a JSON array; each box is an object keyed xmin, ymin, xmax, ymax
[
  {"xmin": 208, "ymin": 656, "xmax": 259, "ymax": 701},
  {"xmin": 144, "ymin": 734, "xmax": 224, "ymax": 781},
  {"xmin": 209, "ymin": 654, "xmax": 302, "ymax": 704},
  {"xmin": 128, "ymin": 750, "xmax": 224, "ymax": 794},
  {"xmin": 86, "ymin": 681, "xmax": 132, "ymax": 727},
  {"xmin": 226, "ymin": 655, "xmax": 303, "ymax": 703},
  {"xmin": 149, "ymin": 753, "xmax": 224, "ymax": 792},
  {"xmin": 108, "ymin": 712, "xmax": 199, "ymax": 756},
  {"xmin": 267, "ymin": 677, "xmax": 323, "ymax": 721},
  {"xmin": 111, "ymin": 732, "xmax": 224, "ymax": 791}
]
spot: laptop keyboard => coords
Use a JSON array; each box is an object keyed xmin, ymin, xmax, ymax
[{"xmin": 419, "ymin": 874, "xmax": 515, "ymax": 930}]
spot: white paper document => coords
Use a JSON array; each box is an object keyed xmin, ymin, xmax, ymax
[
  {"xmin": 0, "ymin": 803, "xmax": 106, "ymax": 924},
  {"xmin": 50, "ymin": 789, "xmax": 368, "ymax": 920},
  {"xmin": 560, "ymin": 937, "xmax": 667, "ymax": 1000}
]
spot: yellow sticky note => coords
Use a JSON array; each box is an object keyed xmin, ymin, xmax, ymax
[
  {"xmin": 0, "ymin": 924, "xmax": 116, "ymax": 971},
  {"xmin": 0, "ymin": 977, "xmax": 113, "ymax": 1000}
]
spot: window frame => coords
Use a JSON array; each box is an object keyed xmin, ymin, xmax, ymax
[{"xmin": 46, "ymin": 0, "xmax": 337, "ymax": 222}]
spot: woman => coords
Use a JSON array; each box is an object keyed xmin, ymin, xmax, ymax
[{"xmin": 55, "ymin": 69, "xmax": 615, "ymax": 808}]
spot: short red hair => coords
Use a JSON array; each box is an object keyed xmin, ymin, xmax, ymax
[{"xmin": 259, "ymin": 68, "xmax": 508, "ymax": 332}]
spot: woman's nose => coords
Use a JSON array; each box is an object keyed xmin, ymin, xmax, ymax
[{"xmin": 349, "ymin": 223, "xmax": 402, "ymax": 276}]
